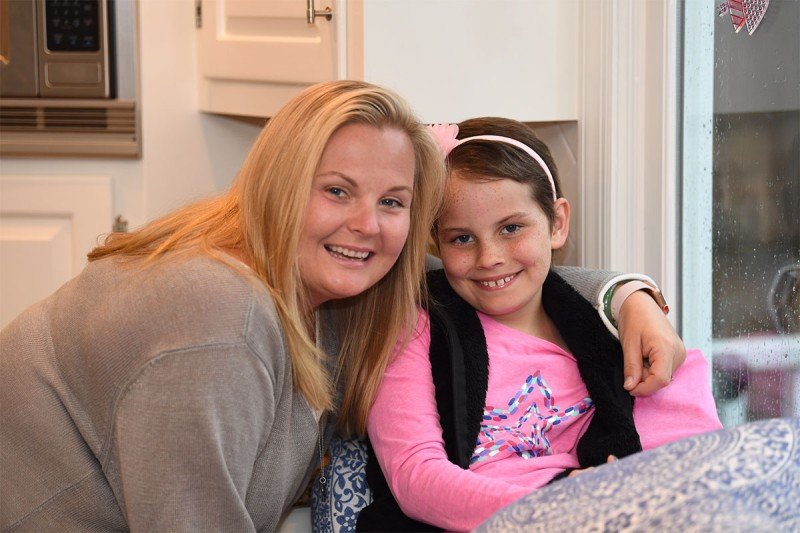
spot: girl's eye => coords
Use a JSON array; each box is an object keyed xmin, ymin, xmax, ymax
[
  {"xmin": 380, "ymin": 198, "xmax": 404, "ymax": 209},
  {"xmin": 501, "ymin": 224, "xmax": 521, "ymax": 235},
  {"xmin": 452, "ymin": 234, "xmax": 474, "ymax": 245}
]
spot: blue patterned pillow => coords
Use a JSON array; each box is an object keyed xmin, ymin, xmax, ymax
[
  {"xmin": 311, "ymin": 434, "xmax": 372, "ymax": 533},
  {"xmin": 477, "ymin": 417, "xmax": 800, "ymax": 532}
]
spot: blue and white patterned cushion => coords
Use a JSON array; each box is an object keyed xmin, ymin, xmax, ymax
[
  {"xmin": 311, "ymin": 434, "xmax": 372, "ymax": 533},
  {"xmin": 477, "ymin": 417, "xmax": 800, "ymax": 532}
]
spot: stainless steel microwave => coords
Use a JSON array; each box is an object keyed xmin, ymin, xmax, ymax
[
  {"xmin": 0, "ymin": 0, "xmax": 139, "ymax": 157},
  {"xmin": 1, "ymin": 0, "xmax": 114, "ymax": 98}
]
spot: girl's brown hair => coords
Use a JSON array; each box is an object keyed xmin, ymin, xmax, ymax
[{"xmin": 446, "ymin": 117, "xmax": 561, "ymax": 226}]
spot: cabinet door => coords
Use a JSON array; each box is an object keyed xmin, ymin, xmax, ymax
[
  {"xmin": 198, "ymin": 0, "xmax": 339, "ymax": 116},
  {"xmin": 0, "ymin": 176, "xmax": 112, "ymax": 328}
]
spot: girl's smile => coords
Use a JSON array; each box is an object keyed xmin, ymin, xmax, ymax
[{"xmin": 474, "ymin": 272, "xmax": 519, "ymax": 289}]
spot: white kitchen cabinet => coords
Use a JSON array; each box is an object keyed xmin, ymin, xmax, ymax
[
  {"xmin": 197, "ymin": 0, "xmax": 341, "ymax": 117},
  {"xmin": 197, "ymin": 0, "xmax": 578, "ymax": 123},
  {"xmin": 0, "ymin": 176, "xmax": 113, "ymax": 328}
]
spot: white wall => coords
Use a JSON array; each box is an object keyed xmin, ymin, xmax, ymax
[{"xmin": 0, "ymin": 0, "xmax": 262, "ymax": 234}]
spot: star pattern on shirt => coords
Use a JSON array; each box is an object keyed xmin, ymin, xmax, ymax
[{"xmin": 471, "ymin": 371, "xmax": 593, "ymax": 463}]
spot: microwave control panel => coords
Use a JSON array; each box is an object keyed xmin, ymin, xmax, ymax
[
  {"xmin": 37, "ymin": 0, "xmax": 112, "ymax": 98},
  {"xmin": 44, "ymin": 0, "xmax": 102, "ymax": 52}
]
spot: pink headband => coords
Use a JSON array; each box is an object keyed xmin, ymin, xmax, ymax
[{"xmin": 429, "ymin": 123, "xmax": 558, "ymax": 202}]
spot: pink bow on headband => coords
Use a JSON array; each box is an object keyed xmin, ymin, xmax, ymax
[{"xmin": 429, "ymin": 123, "xmax": 460, "ymax": 157}]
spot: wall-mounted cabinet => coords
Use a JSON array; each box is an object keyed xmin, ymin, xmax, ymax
[
  {"xmin": 197, "ymin": 0, "xmax": 577, "ymax": 123},
  {"xmin": 197, "ymin": 0, "xmax": 340, "ymax": 118}
]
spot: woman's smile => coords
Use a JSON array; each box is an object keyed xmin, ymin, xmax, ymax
[{"xmin": 325, "ymin": 244, "xmax": 373, "ymax": 262}]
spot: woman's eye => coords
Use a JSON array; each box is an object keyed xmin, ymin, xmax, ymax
[
  {"xmin": 452, "ymin": 234, "xmax": 474, "ymax": 245},
  {"xmin": 326, "ymin": 186, "xmax": 346, "ymax": 198},
  {"xmin": 501, "ymin": 224, "xmax": 521, "ymax": 234},
  {"xmin": 380, "ymin": 198, "xmax": 404, "ymax": 208}
]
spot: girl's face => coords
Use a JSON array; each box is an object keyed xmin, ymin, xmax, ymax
[
  {"xmin": 299, "ymin": 123, "xmax": 415, "ymax": 308},
  {"xmin": 437, "ymin": 174, "xmax": 569, "ymax": 333}
]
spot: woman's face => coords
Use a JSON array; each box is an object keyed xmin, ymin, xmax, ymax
[{"xmin": 299, "ymin": 123, "xmax": 416, "ymax": 308}]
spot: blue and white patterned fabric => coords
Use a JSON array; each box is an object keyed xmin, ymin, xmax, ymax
[
  {"xmin": 311, "ymin": 434, "xmax": 372, "ymax": 533},
  {"xmin": 477, "ymin": 417, "xmax": 800, "ymax": 532}
]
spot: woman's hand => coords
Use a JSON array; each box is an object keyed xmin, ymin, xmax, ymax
[{"xmin": 618, "ymin": 291, "xmax": 686, "ymax": 396}]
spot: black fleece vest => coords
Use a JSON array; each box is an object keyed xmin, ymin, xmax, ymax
[{"xmin": 356, "ymin": 270, "xmax": 642, "ymax": 532}]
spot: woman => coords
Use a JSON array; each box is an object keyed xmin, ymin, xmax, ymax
[{"xmin": 0, "ymin": 81, "xmax": 681, "ymax": 531}]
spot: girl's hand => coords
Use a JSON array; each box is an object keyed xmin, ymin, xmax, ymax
[
  {"xmin": 568, "ymin": 455, "xmax": 618, "ymax": 478},
  {"xmin": 618, "ymin": 291, "xmax": 686, "ymax": 396}
]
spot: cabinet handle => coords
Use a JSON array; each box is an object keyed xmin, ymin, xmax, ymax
[
  {"xmin": 113, "ymin": 215, "xmax": 129, "ymax": 233},
  {"xmin": 307, "ymin": 0, "xmax": 333, "ymax": 23}
]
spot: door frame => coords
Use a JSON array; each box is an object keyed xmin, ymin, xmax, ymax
[{"xmin": 578, "ymin": 0, "xmax": 680, "ymax": 327}]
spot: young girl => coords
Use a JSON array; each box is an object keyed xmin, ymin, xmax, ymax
[{"xmin": 357, "ymin": 118, "xmax": 722, "ymax": 532}]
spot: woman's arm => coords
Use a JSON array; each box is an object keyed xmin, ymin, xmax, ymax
[
  {"xmin": 108, "ymin": 345, "xmax": 273, "ymax": 531},
  {"xmin": 617, "ymin": 291, "xmax": 685, "ymax": 396},
  {"xmin": 553, "ymin": 266, "xmax": 685, "ymax": 396},
  {"xmin": 367, "ymin": 311, "xmax": 532, "ymax": 532}
]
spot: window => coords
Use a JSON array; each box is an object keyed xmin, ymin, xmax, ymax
[{"xmin": 681, "ymin": 0, "xmax": 799, "ymax": 426}]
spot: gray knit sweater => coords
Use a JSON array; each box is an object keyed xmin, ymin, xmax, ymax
[{"xmin": 0, "ymin": 255, "xmax": 617, "ymax": 531}]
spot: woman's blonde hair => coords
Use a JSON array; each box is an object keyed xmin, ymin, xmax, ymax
[{"xmin": 88, "ymin": 80, "xmax": 445, "ymax": 434}]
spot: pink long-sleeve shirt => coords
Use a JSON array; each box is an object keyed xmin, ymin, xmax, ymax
[{"xmin": 367, "ymin": 310, "xmax": 722, "ymax": 531}]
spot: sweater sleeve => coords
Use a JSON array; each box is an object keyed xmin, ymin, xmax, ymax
[
  {"xmin": 108, "ymin": 344, "xmax": 274, "ymax": 532},
  {"xmin": 367, "ymin": 311, "xmax": 532, "ymax": 532},
  {"xmin": 552, "ymin": 266, "xmax": 665, "ymax": 338},
  {"xmin": 551, "ymin": 265, "xmax": 621, "ymax": 305}
]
